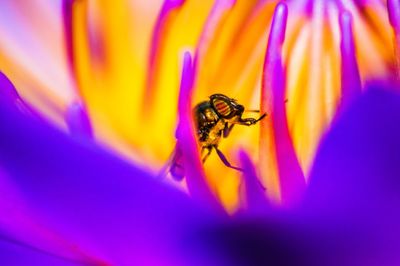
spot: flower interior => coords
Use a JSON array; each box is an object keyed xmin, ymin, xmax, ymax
[{"xmin": 0, "ymin": 0, "xmax": 398, "ymax": 212}]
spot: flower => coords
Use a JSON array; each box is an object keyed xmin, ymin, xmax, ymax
[
  {"xmin": 2, "ymin": 71, "xmax": 400, "ymax": 265},
  {"xmin": 0, "ymin": 0, "xmax": 398, "ymax": 209},
  {"xmin": 1, "ymin": 0, "xmax": 400, "ymax": 265}
]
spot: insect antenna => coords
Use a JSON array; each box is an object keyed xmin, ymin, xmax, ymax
[{"xmin": 245, "ymin": 109, "xmax": 268, "ymax": 122}]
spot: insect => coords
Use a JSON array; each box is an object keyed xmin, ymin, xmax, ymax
[{"xmin": 168, "ymin": 93, "xmax": 266, "ymax": 181}]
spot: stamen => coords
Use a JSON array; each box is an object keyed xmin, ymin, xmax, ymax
[
  {"xmin": 388, "ymin": 0, "xmax": 400, "ymax": 79},
  {"xmin": 176, "ymin": 51, "xmax": 222, "ymax": 212},
  {"xmin": 238, "ymin": 150, "xmax": 269, "ymax": 214},
  {"xmin": 209, "ymin": 0, "xmax": 274, "ymax": 98},
  {"xmin": 260, "ymin": 2, "xmax": 305, "ymax": 206},
  {"xmin": 194, "ymin": 0, "xmax": 236, "ymax": 89},
  {"xmin": 65, "ymin": 102, "xmax": 93, "ymax": 138},
  {"xmin": 62, "ymin": 0, "xmax": 76, "ymax": 88},
  {"xmin": 339, "ymin": 10, "xmax": 361, "ymax": 108},
  {"xmin": 145, "ymin": 0, "xmax": 185, "ymax": 111}
]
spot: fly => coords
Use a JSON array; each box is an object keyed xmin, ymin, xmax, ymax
[{"xmin": 166, "ymin": 93, "xmax": 266, "ymax": 181}]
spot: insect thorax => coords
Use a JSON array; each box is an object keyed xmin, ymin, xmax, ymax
[{"xmin": 193, "ymin": 101, "xmax": 225, "ymax": 147}]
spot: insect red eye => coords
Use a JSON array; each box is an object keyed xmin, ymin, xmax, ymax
[{"xmin": 212, "ymin": 98, "xmax": 232, "ymax": 117}]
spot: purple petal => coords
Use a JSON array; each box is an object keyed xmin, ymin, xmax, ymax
[
  {"xmin": 339, "ymin": 10, "xmax": 361, "ymax": 110},
  {"xmin": 62, "ymin": 0, "xmax": 75, "ymax": 84},
  {"xmin": 0, "ymin": 237, "xmax": 81, "ymax": 266},
  {"xmin": 0, "ymin": 72, "xmax": 20, "ymax": 104},
  {"xmin": 176, "ymin": 51, "xmax": 223, "ymax": 212},
  {"xmin": 0, "ymin": 72, "xmax": 41, "ymax": 118},
  {"xmin": 388, "ymin": 0, "xmax": 400, "ymax": 32},
  {"xmin": 388, "ymin": 0, "xmax": 400, "ymax": 79},
  {"xmin": 0, "ymin": 102, "xmax": 222, "ymax": 264},
  {"xmin": 144, "ymin": 0, "xmax": 186, "ymax": 110},
  {"xmin": 302, "ymin": 84, "xmax": 400, "ymax": 264},
  {"xmin": 238, "ymin": 150, "xmax": 269, "ymax": 214},
  {"xmin": 65, "ymin": 102, "xmax": 93, "ymax": 138},
  {"xmin": 205, "ymin": 84, "xmax": 400, "ymax": 266},
  {"xmin": 260, "ymin": 2, "xmax": 305, "ymax": 206},
  {"xmin": 306, "ymin": 83, "xmax": 400, "ymax": 214},
  {"xmin": 0, "ymin": 166, "xmax": 102, "ymax": 264}
]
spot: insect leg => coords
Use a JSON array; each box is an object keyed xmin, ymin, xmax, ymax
[
  {"xmin": 255, "ymin": 112, "xmax": 267, "ymax": 122},
  {"xmin": 201, "ymin": 147, "xmax": 212, "ymax": 163},
  {"xmin": 235, "ymin": 113, "xmax": 267, "ymax": 126},
  {"xmin": 223, "ymin": 123, "xmax": 235, "ymax": 138},
  {"xmin": 213, "ymin": 146, "xmax": 243, "ymax": 172}
]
